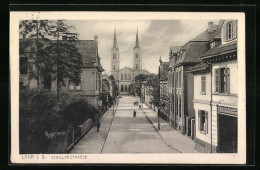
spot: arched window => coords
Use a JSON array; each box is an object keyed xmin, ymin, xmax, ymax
[
  {"xmin": 128, "ymin": 73, "xmax": 131, "ymax": 80},
  {"xmin": 121, "ymin": 73, "xmax": 124, "ymax": 80}
]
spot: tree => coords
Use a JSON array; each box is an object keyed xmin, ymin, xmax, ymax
[
  {"xmin": 108, "ymin": 75, "xmax": 118, "ymax": 97},
  {"xmin": 19, "ymin": 20, "xmax": 82, "ymax": 99},
  {"xmin": 145, "ymin": 74, "xmax": 160, "ymax": 107},
  {"xmin": 134, "ymin": 74, "xmax": 148, "ymax": 98}
]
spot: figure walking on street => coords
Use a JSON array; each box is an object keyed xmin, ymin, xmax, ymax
[
  {"xmin": 133, "ymin": 110, "xmax": 136, "ymax": 117},
  {"xmin": 96, "ymin": 115, "xmax": 101, "ymax": 132}
]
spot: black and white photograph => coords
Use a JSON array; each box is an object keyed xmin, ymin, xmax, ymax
[{"xmin": 10, "ymin": 11, "xmax": 246, "ymax": 164}]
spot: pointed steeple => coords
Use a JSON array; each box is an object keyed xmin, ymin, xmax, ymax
[
  {"xmin": 135, "ymin": 28, "xmax": 140, "ymax": 48},
  {"xmin": 113, "ymin": 27, "xmax": 118, "ymax": 49}
]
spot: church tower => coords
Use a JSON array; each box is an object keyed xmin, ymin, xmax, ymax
[
  {"xmin": 111, "ymin": 28, "xmax": 120, "ymax": 81},
  {"xmin": 133, "ymin": 28, "xmax": 142, "ymax": 71}
]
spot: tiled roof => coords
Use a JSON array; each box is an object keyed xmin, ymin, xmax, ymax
[
  {"xmin": 177, "ymin": 41, "xmax": 209, "ymax": 64},
  {"xmin": 20, "ymin": 39, "xmax": 104, "ymax": 71},
  {"xmin": 191, "ymin": 28, "xmax": 221, "ymax": 41},
  {"xmin": 169, "ymin": 46, "xmax": 181, "ymax": 54},
  {"xmin": 199, "ymin": 42, "xmax": 237, "ymax": 59},
  {"xmin": 188, "ymin": 62, "xmax": 210, "ymax": 72}
]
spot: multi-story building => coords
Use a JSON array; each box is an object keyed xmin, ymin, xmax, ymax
[
  {"xmin": 169, "ymin": 21, "xmax": 224, "ymax": 135},
  {"xmin": 190, "ymin": 20, "xmax": 238, "ymax": 153},
  {"xmin": 158, "ymin": 58, "xmax": 170, "ymax": 121},
  {"xmin": 111, "ymin": 29, "xmax": 149, "ymax": 95},
  {"xmin": 19, "ymin": 34, "xmax": 105, "ymax": 109}
]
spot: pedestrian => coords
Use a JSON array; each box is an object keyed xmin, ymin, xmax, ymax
[
  {"xmin": 133, "ymin": 110, "xmax": 136, "ymax": 117},
  {"xmin": 96, "ymin": 116, "xmax": 101, "ymax": 132}
]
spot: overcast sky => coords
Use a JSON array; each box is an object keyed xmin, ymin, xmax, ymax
[{"xmin": 66, "ymin": 20, "xmax": 219, "ymax": 74}]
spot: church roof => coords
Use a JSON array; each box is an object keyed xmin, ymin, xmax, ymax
[{"xmin": 134, "ymin": 28, "xmax": 140, "ymax": 49}]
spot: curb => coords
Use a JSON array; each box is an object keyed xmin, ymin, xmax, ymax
[{"xmin": 142, "ymin": 109, "xmax": 182, "ymax": 153}]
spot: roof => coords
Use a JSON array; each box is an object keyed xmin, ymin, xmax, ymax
[
  {"xmin": 119, "ymin": 66, "xmax": 133, "ymax": 71},
  {"xmin": 176, "ymin": 41, "xmax": 209, "ymax": 65},
  {"xmin": 20, "ymin": 38, "xmax": 104, "ymax": 71},
  {"xmin": 169, "ymin": 46, "xmax": 181, "ymax": 55},
  {"xmin": 188, "ymin": 62, "xmax": 210, "ymax": 72},
  {"xmin": 160, "ymin": 62, "xmax": 169, "ymax": 80},
  {"xmin": 199, "ymin": 42, "xmax": 237, "ymax": 59},
  {"xmin": 191, "ymin": 27, "xmax": 221, "ymax": 42}
]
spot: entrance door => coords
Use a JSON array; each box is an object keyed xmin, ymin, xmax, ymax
[{"xmin": 218, "ymin": 114, "xmax": 237, "ymax": 153}]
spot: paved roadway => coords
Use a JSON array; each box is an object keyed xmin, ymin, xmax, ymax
[{"xmin": 101, "ymin": 96, "xmax": 178, "ymax": 153}]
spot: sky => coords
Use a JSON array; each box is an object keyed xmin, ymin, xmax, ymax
[{"xmin": 66, "ymin": 20, "xmax": 219, "ymax": 74}]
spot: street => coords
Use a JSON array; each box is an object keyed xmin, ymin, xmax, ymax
[{"xmin": 70, "ymin": 96, "xmax": 179, "ymax": 153}]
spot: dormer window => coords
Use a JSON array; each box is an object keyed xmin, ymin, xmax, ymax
[
  {"xmin": 210, "ymin": 41, "xmax": 215, "ymax": 49},
  {"xmin": 224, "ymin": 20, "xmax": 237, "ymax": 42}
]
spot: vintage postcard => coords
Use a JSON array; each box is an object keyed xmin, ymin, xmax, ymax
[{"xmin": 10, "ymin": 11, "xmax": 246, "ymax": 164}]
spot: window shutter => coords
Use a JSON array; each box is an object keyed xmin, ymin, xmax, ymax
[
  {"xmin": 215, "ymin": 69, "xmax": 219, "ymax": 93},
  {"xmin": 205, "ymin": 111, "xmax": 208, "ymax": 134},
  {"xmin": 233, "ymin": 20, "xmax": 237, "ymax": 39},
  {"xmin": 223, "ymin": 23, "xmax": 227, "ymax": 42},
  {"xmin": 198, "ymin": 111, "xmax": 201, "ymax": 131},
  {"xmin": 225, "ymin": 67, "xmax": 230, "ymax": 93}
]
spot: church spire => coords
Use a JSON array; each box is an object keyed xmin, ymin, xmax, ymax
[
  {"xmin": 135, "ymin": 28, "xmax": 140, "ymax": 48},
  {"xmin": 113, "ymin": 27, "xmax": 118, "ymax": 49}
]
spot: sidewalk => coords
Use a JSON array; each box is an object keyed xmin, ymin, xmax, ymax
[
  {"xmin": 70, "ymin": 108, "xmax": 115, "ymax": 154},
  {"xmin": 142, "ymin": 104, "xmax": 199, "ymax": 153}
]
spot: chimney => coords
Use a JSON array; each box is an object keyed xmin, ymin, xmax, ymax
[
  {"xmin": 208, "ymin": 21, "xmax": 214, "ymax": 32},
  {"xmin": 94, "ymin": 35, "xmax": 98, "ymax": 41}
]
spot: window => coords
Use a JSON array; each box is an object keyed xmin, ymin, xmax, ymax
[
  {"xmin": 136, "ymin": 53, "xmax": 138, "ymax": 58},
  {"xmin": 121, "ymin": 85, "xmax": 124, "ymax": 92},
  {"xmin": 113, "ymin": 65, "xmax": 115, "ymax": 69},
  {"xmin": 210, "ymin": 41, "xmax": 215, "ymax": 49},
  {"xmin": 179, "ymin": 97, "xmax": 181, "ymax": 117},
  {"xmin": 201, "ymin": 76, "xmax": 206, "ymax": 95},
  {"xmin": 179, "ymin": 71, "xmax": 181, "ymax": 87},
  {"xmin": 113, "ymin": 53, "xmax": 116, "ymax": 59},
  {"xmin": 62, "ymin": 36, "xmax": 67, "ymax": 40},
  {"xmin": 20, "ymin": 57, "xmax": 28, "ymax": 74},
  {"xmin": 136, "ymin": 64, "xmax": 138, "ymax": 69},
  {"xmin": 227, "ymin": 22, "xmax": 233, "ymax": 40},
  {"xmin": 125, "ymin": 85, "xmax": 127, "ymax": 92},
  {"xmin": 121, "ymin": 73, "xmax": 124, "ymax": 80},
  {"xmin": 125, "ymin": 73, "xmax": 127, "ymax": 80},
  {"xmin": 176, "ymin": 72, "xmax": 178, "ymax": 87},
  {"xmin": 43, "ymin": 74, "xmax": 52, "ymax": 90},
  {"xmin": 69, "ymin": 80, "xmax": 81, "ymax": 91},
  {"xmin": 172, "ymin": 73, "xmax": 175, "ymax": 88},
  {"xmin": 128, "ymin": 73, "xmax": 131, "ymax": 80},
  {"xmin": 198, "ymin": 110, "xmax": 208, "ymax": 134},
  {"xmin": 215, "ymin": 67, "xmax": 230, "ymax": 93}
]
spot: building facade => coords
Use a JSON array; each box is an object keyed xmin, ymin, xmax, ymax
[
  {"xmin": 19, "ymin": 34, "xmax": 105, "ymax": 109},
  {"xmin": 111, "ymin": 29, "xmax": 149, "ymax": 95},
  {"xmin": 190, "ymin": 20, "xmax": 238, "ymax": 153}
]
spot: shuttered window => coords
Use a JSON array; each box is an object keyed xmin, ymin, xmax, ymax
[
  {"xmin": 216, "ymin": 67, "xmax": 230, "ymax": 93},
  {"xmin": 201, "ymin": 76, "xmax": 206, "ymax": 94},
  {"xmin": 215, "ymin": 69, "xmax": 219, "ymax": 92},
  {"xmin": 198, "ymin": 110, "xmax": 208, "ymax": 134}
]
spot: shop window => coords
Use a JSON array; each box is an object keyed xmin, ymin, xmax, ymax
[
  {"xmin": 201, "ymin": 76, "xmax": 206, "ymax": 95},
  {"xmin": 215, "ymin": 67, "xmax": 230, "ymax": 93},
  {"xmin": 198, "ymin": 110, "xmax": 208, "ymax": 134}
]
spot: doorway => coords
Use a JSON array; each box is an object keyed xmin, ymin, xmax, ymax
[{"xmin": 218, "ymin": 114, "xmax": 237, "ymax": 153}]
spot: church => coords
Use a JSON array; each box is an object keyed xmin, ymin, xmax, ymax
[{"xmin": 111, "ymin": 29, "xmax": 149, "ymax": 94}]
